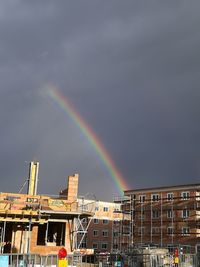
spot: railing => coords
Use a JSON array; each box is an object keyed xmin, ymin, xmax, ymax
[
  {"xmin": 0, "ymin": 252, "xmax": 199, "ymax": 267},
  {"xmin": 0, "ymin": 253, "xmax": 58, "ymax": 267}
]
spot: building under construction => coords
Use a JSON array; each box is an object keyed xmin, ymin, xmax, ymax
[
  {"xmin": 113, "ymin": 183, "xmax": 200, "ymax": 254},
  {"xmin": 0, "ymin": 161, "xmax": 94, "ymax": 255}
]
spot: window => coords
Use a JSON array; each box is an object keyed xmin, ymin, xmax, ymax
[
  {"xmin": 102, "ymin": 219, "xmax": 109, "ymax": 224},
  {"xmin": 182, "ymin": 227, "xmax": 190, "ymax": 236},
  {"xmin": 139, "ymin": 195, "xmax": 145, "ymax": 203},
  {"xmin": 26, "ymin": 197, "xmax": 38, "ymax": 203},
  {"xmin": 152, "ymin": 227, "xmax": 160, "ymax": 235},
  {"xmin": 151, "ymin": 194, "xmax": 159, "ymax": 201},
  {"xmin": 138, "ymin": 227, "xmax": 145, "ymax": 236},
  {"xmin": 196, "ymin": 192, "xmax": 200, "ymax": 201},
  {"xmin": 95, "ymin": 206, "xmax": 99, "ymax": 211},
  {"xmin": 182, "ymin": 209, "xmax": 189, "ymax": 218},
  {"xmin": 181, "ymin": 192, "xmax": 190, "ymax": 200},
  {"xmin": 103, "ymin": 207, "xmax": 109, "ymax": 212},
  {"xmin": 93, "ymin": 218, "xmax": 99, "ymax": 224},
  {"xmin": 152, "ymin": 210, "xmax": 159, "ymax": 219},
  {"xmin": 167, "ymin": 209, "xmax": 173, "ymax": 218},
  {"xmin": 113, "ymin": 231, "xmax": 119, "ymax": 237},
  {"xmin": 92, "ymin": 243, "xmax": 98, "ymax": 249},
  {"xmin": 37, "ymin": 222, "xmax": 65, "ymax": 246},
  {"xmin": 123, "ymin": 226, "xmax": 130, "ymax": 235},
  {"xmin": 101, "ymin": 243, "xmax": 108, "ymax": 249},
  {"xmin": 5, "ymin": 196, "xmax": 20, "ymax": 201},
  {"xmin": 93, "ymin": 230, "xmax": 98, "ymax": 237},
  {"xmin": 114, "ymin": 205, "xmax": 121, "ymax": 212},
  {"xmin": 139, "ymin": 208, "xmax": 145, "ymax": 219},
  {"xmin": 102, "ymin": 230, "xmax": 108, "ymax": 237},
  {"xmin": 167, "ymin": 227, "xmax": 173, "ymax": 235},
  {"xmin": 167, "ymin": 193, "xmax": 174, "ymax": 201},
  {"xmin": 113, "ymin": 244, "xmax": 118, "ymax": 250},
  {"xmin": 26, "ymin": 197, "xmax": 39, "ymax": 210}
]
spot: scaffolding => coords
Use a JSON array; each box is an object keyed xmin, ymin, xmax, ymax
[
  {"xmin": 119, "ymin": 189, "xmax": 200, "ymax": 253},
  {"xmin": 112, "ymin": 187, "xmax": 200, "ymax": 254},
  {"xmin": 72, "ymin": 196, "xmax": 96, "ymax": 251},
  {"xmin": 112, "ymin": 195, "xmax": 133, "ymax": 253}
]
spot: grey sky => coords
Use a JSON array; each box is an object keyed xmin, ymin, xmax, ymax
[{"xmin": 0, "ymin": 1, "xmax": 200, "ymax": 200}]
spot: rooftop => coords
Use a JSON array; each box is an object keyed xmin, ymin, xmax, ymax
[{"xmin": 124, "ymin": 182, "xmax": 200, "ymax": 194}]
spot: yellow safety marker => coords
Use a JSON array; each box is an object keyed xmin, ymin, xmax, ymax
[
  {"xmin": 174, "ymin": 256, "xmax": 179, "ymax": 264},
  {"xmin": 58, "ymin": 259, "xmax": 68, "ymax": 267}
]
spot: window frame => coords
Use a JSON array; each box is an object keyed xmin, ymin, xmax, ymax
[
  {"xmin": 101, "ymin": 243, "xmax": 108, "ymax": 249},
  {"xmin": 152, "ymin": 227, "xmax": 160, "ymax": 235},
  {"xmin": 92, "ymin": 243, "xmax": 98, "ymax": 249},
  {"xmin": 181, "ymin": 191, "xmax": 190, "ymax": 200},
  {"xmin": 93, "ymin": 230, "xmax": 99, "ymax": 237},
  {"xmin": 167, "ymin": 209, "xmax": 173, "ymax": 218},
  {"xmin": 139, "ymin": 195, "xmax": 146, "ymax": 203},
  {"xmin": 102, "ymin": 230, "xmax": 109, "ymax": 237},
  {"xmin": 138, "ymin": 226, "xmax": 145, "ymax": 236},
  {"xmin": 167, "ymin": 227, "xmax": 173, "ymax": 235},
  {"xmin": 103, "ymin": 207, "xmax": 109, "ymax": 212},
  {"xmin": 182, "ymin": 209, "xmax": 189, "ymax": 219},
  {"xmin": 151, "ymin": 194, "xmax": 159, "ymax": 202},
  {"xmin": 93, "ymin": 218, "xmax": 99, "ymax": 224},
  {"xmin": 167, "ymin": 193, "xmax": 174, "ymax": 201},
  {"xmin": 182, "ymin": 227, "xmax": 190, "ymax": 236},
  {"xmin": 152, "ymin": 209, "xmax": 159, "ymax": 219}
]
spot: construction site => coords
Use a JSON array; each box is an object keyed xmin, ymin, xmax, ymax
[
  {"xmin": 0, "ymin": 162, "xmax": 200, "ymax": 266},
  {"xmin": 112, "ymin": 184, "xmax": 200, "ymax": 266},
  {"xmin": 0, "ymin": 161, "xmax": 96, "ymax": 258}
]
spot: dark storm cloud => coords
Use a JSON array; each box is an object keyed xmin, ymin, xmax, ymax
[{"xmin": 0, "ymin": 1, "xmax": 200, "ymax": 200}]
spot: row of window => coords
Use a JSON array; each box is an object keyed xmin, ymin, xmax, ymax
[
  {"xmin": 137, "ymin": 227, "xmax": 190, "ymax": 236},
  {"xmin": 93, "ymin": 219, "xmax": 109, "ymax": 224},
  {"xmin": 137, "ymin": 209, "xmax": 190, "ymax": 219},
  {"xmin": 93, "ymin": 242, "xmax": 108, "ymax": 249},
  {"xmin": 139, "ymin": 192, "xmax": 191, "ymax": 203},
  {"xmin": 83, "ymin": 206, "xmax": 110, "ymax": 212},
  {"xmin": 94, "ymin": 206, "xmax": 109, "ymax": 212},
  {"xmin": 93, "ymin": 230, "xmax": 109, "ymax": 237},
  {"xmin": 80, "ymin": 242, "xmax": 108, "ymax": 249}
]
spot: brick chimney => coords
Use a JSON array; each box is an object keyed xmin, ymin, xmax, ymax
[
  {"xmin": 67, "ymin": 173, "xmax": 79, "ymax": 201},
  {"xmin": 60, "ymin": 173, "xmax": 79, "ymax": 201}
]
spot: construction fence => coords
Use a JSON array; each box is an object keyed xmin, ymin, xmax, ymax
[
  {"xmin": 0, "ymin": 253, "xmax": 58, "ymax": 267},
  {"xmin": 0, "ymin": 253, "xmax": 83, "ymax": 267},
  {"xmin": 83, "ymin": 253, "xmax": 200, "ymax": 267},
  {"xmin": 0, "ymin": 252, "xmax": 200, "ymax": 267}
]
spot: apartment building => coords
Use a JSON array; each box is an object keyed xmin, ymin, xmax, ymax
[
  {"xmin": 77, "ymin": 199, "xmax": 122, "ymax": 253},
  {"xmin": 121, "ymin": 183, "xmax": 200, "ymax": 252}
]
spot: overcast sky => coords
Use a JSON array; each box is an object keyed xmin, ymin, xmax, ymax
[{"xmin": 0, "ymin": 1, "xmax": 200, "ymax": 201}]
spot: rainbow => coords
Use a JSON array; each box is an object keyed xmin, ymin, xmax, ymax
[{"xmin": 46, "ymin": 85, "xmax": 129, "ymax": 195}]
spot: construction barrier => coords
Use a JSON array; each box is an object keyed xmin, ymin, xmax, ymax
[
  {"xmin": 58, "ymin": 247, "xmax": 68, "ymax": 267},
  {"xmin": 0, "ymin": 251, "xmax": 199, "ymax": 267},
  {"xmin": 0, "ymin": 253, "xmax": 58, "ymax": 267}
]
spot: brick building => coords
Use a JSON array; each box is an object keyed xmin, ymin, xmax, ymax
[
  {"xmin": 120, "ymin": 183, "xmax": 200, "ymax": 252},
  {"xmin": 77, "ymin": 199, "xmax": 122, "ymax": 253},
  {"xmin": 0, "ymin": 162, "xmax": 93, "ymax": 255}
]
